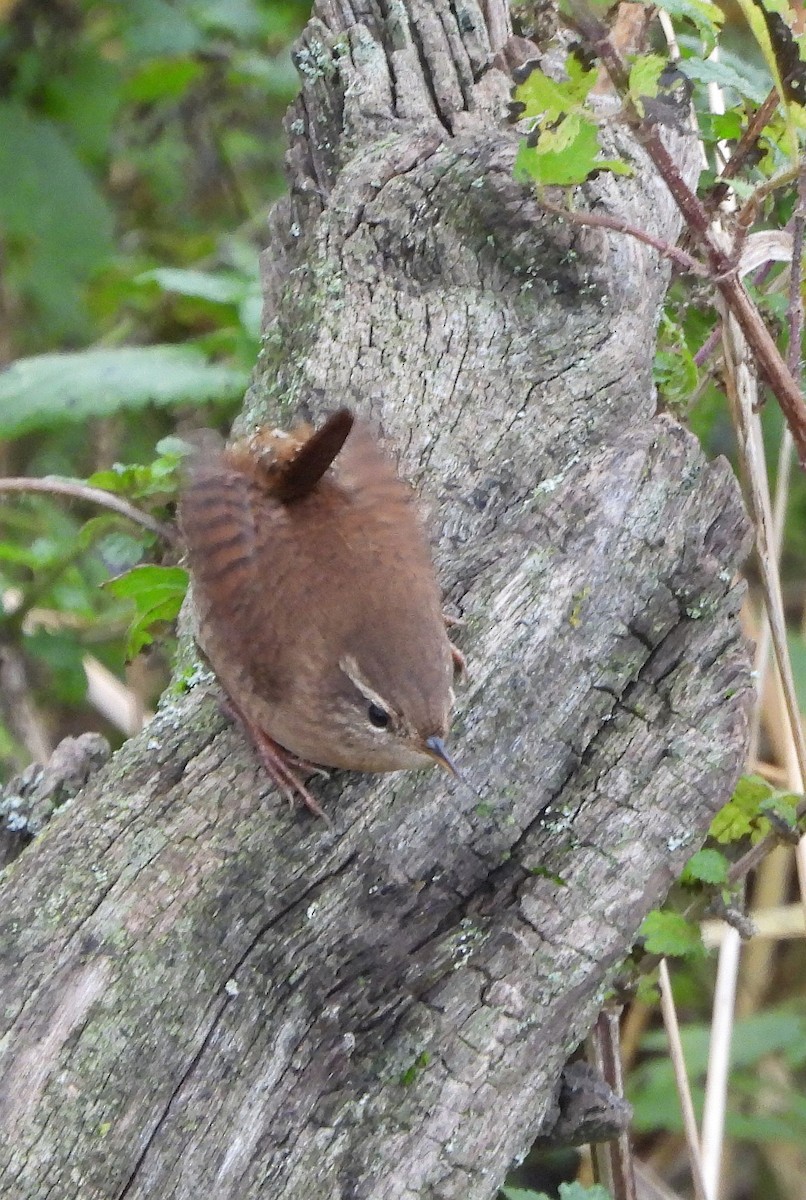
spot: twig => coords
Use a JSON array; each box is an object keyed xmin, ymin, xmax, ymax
[
  {"xmin": 0, "ymin": 477, "xmax": 179, "ymax": 545},
  {"xmin": 735, "ymin": 164, "xmax": 802, "ymax": 240},
  {"xmin": 786, "ymin": 163, "xmax": 806, "ymax": 920},
  {"xmin": 564, "ymin": 1, "xmax": 806, "ymax": 465},
  {"xmin": 658, "ymin": 960, "xmax": 709, "ymax": 1200},
  {"xmin": 706, "ymin": 89, "xmax": 780, "ymax": 210},
  {"xmin": 588, "ymin": 1006, "xmax": 637, "ymax": 1200},
  {"xmin": 538, "ymin": 197, "xmax": 709, "ymax": 276}
]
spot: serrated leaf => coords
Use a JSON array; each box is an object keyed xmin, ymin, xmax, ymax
[
  {"xmin": 87, "ymin": 447, "xmax": 185, "ymax": 500},
  {"xmin": 710, "ymin": 774, "xmax": 774, "ymax": 844},
  {"xmin": 678, "ymin": 55, "xmax": 772, "ymax": 105},
  {"xmin": 558, "ymin": 1186, "xmax": 613, "ymax": 1200},
  {"xmin": 639, "ymin": 910, "xmax": 705, "ymax": 958},
  {"xmin": 516, "ymin": 118, "xmax": 631, "ymax": 186},
  {"xmin": 0, "ymin": 347, "xmax": 248, "ymax": 439},
  {"xmin": 512, "ymin": 55, "xmax": 597, "ymax": 122},
  {"xmin": 711, "ymin": 111, "xmax": 744, "ymax": 140},
  {"xmin": 629, "ymin": 54, "xmax": 670, "ymax": 106},
  {"xmin": 655, "ymin": 0, "xmax": 724, "ymax": 47},
  {"xmin": 681, "ymin": 847, "xmax": 729, "ymax": 885}
]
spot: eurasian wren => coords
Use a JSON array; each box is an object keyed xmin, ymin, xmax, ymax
[{"xmin": 179, "ymin": 409, "xmax": 461, "ymax": 816}]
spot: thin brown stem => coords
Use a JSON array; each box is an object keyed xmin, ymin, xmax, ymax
[
  {"xmin": 588, "ymin": 1006, "xmax": 637, "ymax": 1200},
  {"xmin": 707, "ymin": 88, "xmax": 780, "ymax": 208},
  {"xmin": 564, "ymin": 2, "xmax": 806, "ymax": 465},
  {"xmin": 0, "ymin": 478, "xmax": 179, "ymax": 546},
  {"xmin": 538, "ymin": 197, "xmax": 709, "ymax": 276},
  {"xmin": 787, "ymin": 164, "xmax": 806, "ymax": 380}
]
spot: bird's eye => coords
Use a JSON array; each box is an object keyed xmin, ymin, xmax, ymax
[{"xmin": 367, "ymin": 703, "xmax": 390, "ymax": 729}]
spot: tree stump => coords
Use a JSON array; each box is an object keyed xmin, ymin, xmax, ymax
[{"xmin": 0, "ymin": 3, "xmax": 752, "ymax": 1197}]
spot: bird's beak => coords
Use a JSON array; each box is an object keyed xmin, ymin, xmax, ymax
[
  {"xmin": 425, "ymin": 735, "xmax": 460, "ymax": 775},
  {"xmin": 425, "ymin": 736, "xmax": 480, "ymax": 798}
]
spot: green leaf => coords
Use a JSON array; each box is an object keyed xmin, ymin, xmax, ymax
[
  {"xmin": 515, "ymin": 118, "xmax": 631, "ymax": 186},
  {"xmin": 124, "ymin": 58, "xmax": 205, "ymax": 104},
  {"xmin": 638, "ymin": 910, "xmax": 705, "ymax": 958},
  {"xmin": 104, "ymin": 564, "xmax": 189, "ymax": 602},
  {"xmin": 557, "ymin": 1186, "xmax": 613, "ymax": 1200},
  {"xmin": 120, "ymin": 0, "xmax": 204, "ymax": 59},
  {"xmin": 103, "ymin": 564, "xmax": 189, "ymax": 657},
  {"xmin": 0, "ymin": 102, "xmax": 115, "ymax": 342},
  {"xmin": 87, "ymin": 444, "xmax": 188, "ymax": 501},
  {"xmin": 654, "ymin": 312, "xmax": 699, "ymax": 408},
  {"xmin": 511, "ymin": 56, "xmax": 597, "ymax": 123},
  {"xmin": 137, "ymin": 267, "xmax": 252, "ymax": 305},
  {"xmin": 655, "ymin": 0, "xmax": 723, "ymax": 47},
  {"xmin": 0, "ymin": 347, "xmax": 248, "ymax": 439},
  {"xmin": 759, "ymin": 792, "xmax": 800, "ymax": 829},
  {"xmin": 710, "ymin": 774, "xmax": 774, "ymax": 844},
  {"xmin": 25, "ymin": 629, "xmax": 88, "ymax": 705},
  {"xmin": 629, "ymin": 54, "xmax": 670, "ymax": 108},
  {"xmin": 678, "ymin": 55, "xmax": 772, "ymax": 105},
  {"xmin": 711, "ymin": 111, "xmax": 745, "ymax": 140},
  {"xmin": 680, "ymin": 847, "xmax": 729, "ymax": 885}
]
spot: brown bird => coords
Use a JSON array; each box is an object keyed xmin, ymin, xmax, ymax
[{"xmin": 179, "ymin": 409, "xmax": 463, "ymax": 816}]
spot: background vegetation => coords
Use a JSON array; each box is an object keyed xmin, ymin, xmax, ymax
[{"xmin": 1, "ymin": 2, "xmax": 805, "ymax": 1198}]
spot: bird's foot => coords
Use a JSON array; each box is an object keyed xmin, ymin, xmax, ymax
[
  {"xmin": 442, "ymin": 613, "xmax": 467, "ymax": 679},
  {"xmin": 217, "ymin": 693, "xmax": 330, "ymax": 822}
]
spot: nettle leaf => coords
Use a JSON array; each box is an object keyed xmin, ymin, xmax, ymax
[
  {"xmin": 0, "ymin": 346, "xmax": 248, "ymax": 439},
  {"xmin": 710, "ymin": 774, "xmax": 775, "ymax": 844},
  {"xmin": 681, "ymin": 847, "xmax": 730, "ymax": 886},
  {"xmin": 639, "ymin": 910, "xmax": 705, "ymax": 958},
  {"xmin": 554, "ymin": 1186, "xmax": 613, "ymax": 1200},
  {"xmin": 678, "ymin": 50, "xmax": 772, "ymax": 105},
  {"xmin": 655, "ymin": 314, "xmax": 699, "ymax": 406},
  {"xmin": 655, "ymin": 0, "xmax": 723, "ymax": 48},
  {"xmin": 104, "ymin": 564, "xmax": 189, "ymax": 658}
]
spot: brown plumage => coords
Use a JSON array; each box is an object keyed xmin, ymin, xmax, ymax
[{"xmin": 179, "ymin": 409, "xmax": 460, "ymax": 815}]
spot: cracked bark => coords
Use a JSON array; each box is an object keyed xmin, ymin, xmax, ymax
[{"xmin": 0, "ymin": 2, "xmax": 752, "ymax": 1198}]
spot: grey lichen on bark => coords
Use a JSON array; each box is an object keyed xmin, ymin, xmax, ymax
[{"xmin": 0, "ymin": 2, "xmax": 752, "ymax": 1199}]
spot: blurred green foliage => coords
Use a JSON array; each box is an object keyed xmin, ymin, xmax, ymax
[
  {"xmin": 630, "ymin": 1005, "xmax": 806, "ymax": 1145},
  {"xmin": 0, "ymin": 0, "xmax": 309, "ymax": 774}
]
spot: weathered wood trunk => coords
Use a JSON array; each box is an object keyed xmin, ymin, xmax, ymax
[{"xmin": 0, "ymin": 2, "xmax": 752, "ymax": 1197}]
